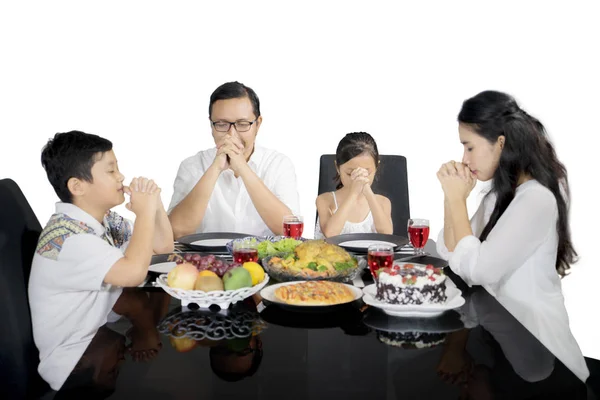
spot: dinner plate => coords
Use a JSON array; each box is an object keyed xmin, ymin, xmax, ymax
[
  {"xmin": 325, "ymin": 233, "xmax": 409, "ymax": 254},
  {"xmin": 339, "ymin": 240, "xmax": 397, "ymax": 248},
  {"xmin": 260, "ymin": 281, "xmax": 363, "ymax": 313},
  {"xmin": 148, "ymin": 261, "xmax": 177, "ymax": 274},
  {"xmin": 178, "ymin": 232, "xmax": 254, "ymax": 253},
  {"xmin": 362, "ymin": 308, "xmax": 464, "ymax": 333},
  {"xmin": 362, "ymin": 281, "xmax": 465, "ymax": 318}
]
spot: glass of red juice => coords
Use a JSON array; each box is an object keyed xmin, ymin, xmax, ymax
[
  {"xmin": 232, "ymin": 239, "xmax": 258, "ymax": 265},
  {"xmin": 367, "ymin": 244, "xmax": 394, "ymax": 281},
  {"xmin": 407, "ymin": 218, "xmax": 430, "ymax": 256},
  {"xmin": 283, "ymin": 215, "xmax": 304, "ymax": 238}
]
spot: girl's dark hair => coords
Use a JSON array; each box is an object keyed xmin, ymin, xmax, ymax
[
  {"xmin": 458, "ymin": 90, "xmax": 576, "ymax": 277},
  {"xmin": 209, "ymin": 81, "xmax": 260, "ymax": 119},
  {"xmin": 334, "ymin": 132, "xmax": 380, "ymax": 189}
]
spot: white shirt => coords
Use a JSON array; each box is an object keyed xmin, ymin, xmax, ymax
[
  {"xmin": 436, "ymin": 180, "xmax": 589, "ymax": 382},
  {"xmin": 28, "ymin": 203, "xmax": 132, "ymax": 390},
  {"xmin": 168, "ymin": 145, "xmax": 300, "ymax": 236}
]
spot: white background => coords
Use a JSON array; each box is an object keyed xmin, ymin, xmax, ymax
[{"xmin": 1, "ymin": 2, "xmax": 599, "ymax": 358}]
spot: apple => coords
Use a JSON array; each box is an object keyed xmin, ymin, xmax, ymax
[{"xmin": 167, "ymin": 262, "xmax": 198, "ymax": 290}]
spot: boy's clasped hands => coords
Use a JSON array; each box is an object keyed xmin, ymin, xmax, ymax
[{"xmin": 123, "ymin": 177, "xmax": 162, "ymax": 216}]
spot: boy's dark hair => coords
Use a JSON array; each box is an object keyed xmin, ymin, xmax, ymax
[
  {"xmin": 209, "ymin": 81, "xmax": 261, "ymax": 119},
  {"xmin": 41, "ymin": 131, "xmax": 113, "ymax": 203},
  {"xmin": 334, "ymin": 132, "xmax": 380, "ymax": 189}
]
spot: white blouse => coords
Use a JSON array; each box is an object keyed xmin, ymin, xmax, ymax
[{"xmin": 437, "ymin": 180, "xmax": 589, "ymax": 382}]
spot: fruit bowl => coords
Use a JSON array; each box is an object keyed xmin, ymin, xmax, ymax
[{"xmin": 154, "ymin": 274, "xmax": 270, "ymax": 309}]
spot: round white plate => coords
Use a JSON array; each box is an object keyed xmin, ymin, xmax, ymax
[
  {"xmin": 260, "ymin": 281, "xmax": 363, "ymax": 307},
  {"xmin": 362, "ymin": 281, "xmax": 465, "ymax": 318},
  {"xmin": 148, "ymin": 261, "xmax": 177, "ymax": 274},
  {"xmin": 191, "ymin": 238, "xmax": 233, "ymax": 247},
  {"xmin": 338, "ymin": 240, "xmax": 397, "ymax": 249}
]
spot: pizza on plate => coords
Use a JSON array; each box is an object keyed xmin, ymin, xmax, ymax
[{"xmin": 274, "ymin": 281, "xmax": 356, "ymax": 305}]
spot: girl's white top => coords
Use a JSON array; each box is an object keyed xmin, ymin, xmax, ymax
[{"xmin": 314, "ymin": 191, "xmax": 376, "ymax": 239}]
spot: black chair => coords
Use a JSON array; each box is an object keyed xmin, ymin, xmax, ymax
[
  {"xmin": 316, "ymin": 155, "xmax": 410, "ymax": 237},
  {"xmin": 0, "ymin": 178, "xmax": 51, "ymax": 399}
]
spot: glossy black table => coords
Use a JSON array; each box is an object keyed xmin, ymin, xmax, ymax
[{"xmin": 52, "ymin": 254, "xmax": 598, "ymax": 400}]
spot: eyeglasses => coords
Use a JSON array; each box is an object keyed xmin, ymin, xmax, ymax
[{"xmin": 211, "ymin": 118, "xmax": 258, "ymax": 133}]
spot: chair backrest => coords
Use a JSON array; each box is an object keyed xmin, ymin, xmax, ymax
[
  {"xmin": 0, "ymin": 178, "xmax": 50, "ymax": 399},
  {"xmin": 316, "ymin": 155, "xmax": 410, "ymax": 237}
]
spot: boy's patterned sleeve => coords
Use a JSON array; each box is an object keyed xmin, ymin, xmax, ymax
[{"xmin": 105, "ymin": 211, "xmax": 133, "ymax": 250}]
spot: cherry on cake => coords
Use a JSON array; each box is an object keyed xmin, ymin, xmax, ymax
[{"xmin": 375, "ymin": 263, "xmax": 447, "ymax": 305}]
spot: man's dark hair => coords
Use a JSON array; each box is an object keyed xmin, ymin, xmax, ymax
[
  {"xmin": 41, "ymin": 130, "xmax": 113, "ymax": 203},
  {"xmin": 209, "ymin": 81, "xmax": 261, "ymax": 119}
]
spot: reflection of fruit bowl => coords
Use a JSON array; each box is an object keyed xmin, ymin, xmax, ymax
[
  {"xmin": 158, "ymin": 307, "xmax": 267, "ymax": 349},
  {"xmin": 154, "ymin": 274, "xmax": 270, "ymax": 309},
  {"xmin": 262, "ymin": 253, "xmax": 361, "ymax": 283}
]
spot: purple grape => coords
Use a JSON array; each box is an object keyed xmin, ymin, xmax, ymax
[
  {"xmin": 192, "ymin": 254, "xmax": 201, "ymax": 261},
  {"xmin": 205, "ymin": 255, "xmax": 216, "ymax": 263},
  {"xmin": 214, "ymin": 260, "xmax": 223, "ymax": 269},
  {"xmin": 184, "ymin": 254, "xmax": 192, "ymax": 261}
]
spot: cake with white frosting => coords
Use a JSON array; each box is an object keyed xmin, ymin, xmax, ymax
[{"xmin": 375, "ymin": 263, "xmax": 447, "ymax": 305}]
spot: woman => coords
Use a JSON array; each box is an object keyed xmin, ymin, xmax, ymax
[{"xmin": 436, "ymin": 90, "xmax": 588, "ymax": 382}]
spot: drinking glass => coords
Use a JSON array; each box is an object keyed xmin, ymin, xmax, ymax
[
  {"xmin": 283, "ymin": 215, "xmax": 304, "ymax": 238},
  {"xmin": 367, "ymin": 244, "xmax": 394, "ymax": 280},
  {"xmin": 232, "ymin": 239, "xmax": 259, "ymax": 265},
  {"xmin": 407, "ymin": 218, "xmax": 430, "ymax": 256}
]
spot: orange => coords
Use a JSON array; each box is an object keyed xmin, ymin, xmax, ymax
[{"xmin": 198, "ymin": 270, "xmax": 218, "ymax": 278}]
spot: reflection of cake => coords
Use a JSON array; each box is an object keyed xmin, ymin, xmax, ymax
[
  {"xmin": 376, "ymin": 263, "xmax": 446, "ymax": 305},
  {"xmin": 376, "ymin": 331, "xmax": 447, "ymax": 349}
]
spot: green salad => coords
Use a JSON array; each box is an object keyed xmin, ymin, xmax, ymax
[{"xmin": 257, "ymin": 238, "xmax": 302, "ymax": 259}]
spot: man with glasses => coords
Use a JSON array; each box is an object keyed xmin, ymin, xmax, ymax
[{"xmin": 168, "ymin": 81, "xmax": 300, "ymax": 238}]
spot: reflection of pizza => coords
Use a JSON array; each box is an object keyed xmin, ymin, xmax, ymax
[{"xmin": 274, "ymin": 281, "xmax": 355, "ymax": 305}]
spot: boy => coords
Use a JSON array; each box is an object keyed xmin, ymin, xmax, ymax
[{"xmin": 28, "ymin": 130, "xmax": 174, "ymax": 390}]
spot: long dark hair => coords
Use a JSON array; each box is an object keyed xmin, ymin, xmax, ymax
[
  {"xmin": 458, "ymin": 91, "xmax": 576, "ymax": 277},
  {"xmin": 334, "ymin": 132, "xmax": 380, "ymax": 190}
]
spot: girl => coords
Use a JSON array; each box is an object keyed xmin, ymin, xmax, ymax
[
  {"xmin": 315, "ymin": 132, "xmax": 392, "ymax": 239},
  {"xmin": 436, "ymin": 90, "xmax": 588, "ymax": 381}
]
